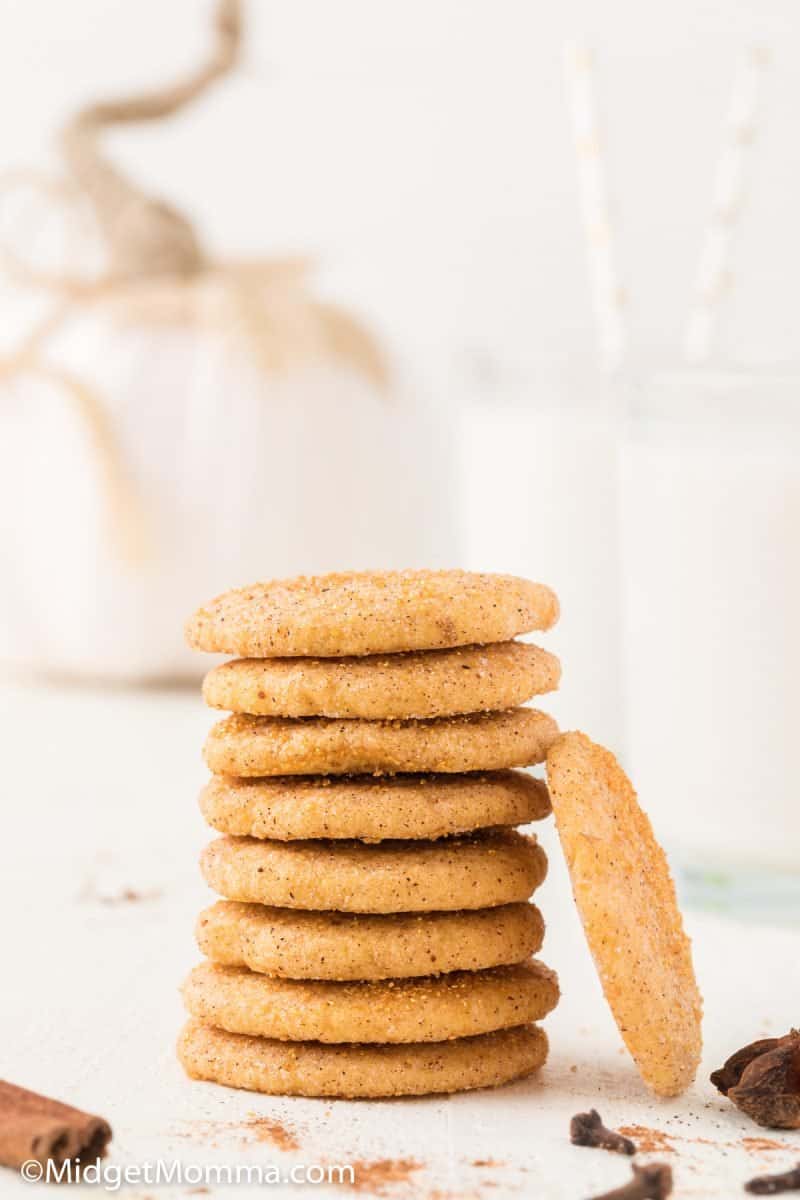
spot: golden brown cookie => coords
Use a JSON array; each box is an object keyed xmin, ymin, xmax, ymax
[
  {"xmin": 182, "ymin": 960, "xmax": 560, "ymax": 1043},
  {"xmin": 186, "ymin": 570, "xmax": 559, "ymax": 658},
  {"xmin": 178, "ymin": 1019, "xmax": 548, "ymax": 1097},
  {"xmin": 199, "ymin": 770, "xmax": 551, "ymax": 842},
  {"xmin": 203, "ymin": 709, "xmax": 559, "ymax": 777},
  {"xmin": 200, "ymin": 831, "xmax": 547, "ymax": 913},
  {"xmin": 202, "ymin": 642, "xmax": 561, "ymax": 720},
  {"xmin": 196, "ymin": 900, "xmax": 545, "ymax": 980},
  {"xmin": 546, "ymin": 731, "xmax": 703, "ymax": 1098}
]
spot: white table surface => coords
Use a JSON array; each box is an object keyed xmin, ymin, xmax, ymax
[{"xmin": 1, "ymin": 675, "xmax": 798, "ymax": 1200}]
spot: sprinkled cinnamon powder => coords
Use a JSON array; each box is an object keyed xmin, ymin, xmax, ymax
[
  {"xmin": 741, "ymin": 1136, "xmax": 795, "ymax": 1153},
  {"xmin": 345, "ymin": 1158, "xmax": 422, "ymax": 1195},
  {"xmin": 427, "ymin": 1191, "xmax": 482, "ymax": 1200},
  {"xmin": 174, "ymin": 1115, "xmax": 302, "ymax": 1152},
  {"xmin": 243, "ymin": 1116, "xmax": 300, "ymax": 1151},
  {"xmin": 618, "ymin": 1125, "xmax": 676, "ymax": 1154}
]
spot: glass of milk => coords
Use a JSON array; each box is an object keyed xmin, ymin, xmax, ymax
[
  {"xmin": 457, "ymin": 356, "xmax": 624, "ymax": 751},
  {"xmin": 619, "ymin": 368, "xmax": 800, "ymax": 917}
]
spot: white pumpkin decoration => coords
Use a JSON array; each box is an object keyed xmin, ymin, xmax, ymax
[
  {"xmin": 0, "ymin": 291, "xmax": 455, "ymax": 680},
  {"xmin": 0, "ymin": 1, "xmax": 456, "ymax": 681}
]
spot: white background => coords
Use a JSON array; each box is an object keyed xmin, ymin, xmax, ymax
[{"xmin": 2, "ymin": 0, "xmax": 799, "ymax": 370}]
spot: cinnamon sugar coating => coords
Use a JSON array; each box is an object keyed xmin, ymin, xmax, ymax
[
  {"xmin": 186, "ymin": 570, "xmax": 559, "ymax": 658},
  {"xmin": 178, "ymin": 1020, "xmax": 549, "ymax": 1097},
  {"xmin": 203, "ymin": 709, "xmax": 559, "ymax": 777},
  {"xmin": 202, "ymin": 642, "xmax": 560, "ymax": 719},
  {"xmin": 547, "ymin": 732, "xmax": 702, "ymax": 1098},
  {"xmin": 199, "ymin": 770, "xmax": 551, "ymax": 842},
  {"xmin": 200, "ymin": 830, "xmax": 547, "ymax": 913},
  {"xmin": 196, "ymin": 900, "xmax": 545, "ymax": 980},
  {"xmin": 182, "ymin": 959, "xmax": 560, "ymax": 1043}
]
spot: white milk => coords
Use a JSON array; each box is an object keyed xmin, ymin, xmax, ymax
[
  {"xmin": 458, "ymin": 364, "xmax": 623, "ymax": 750},
  {"xmin": 620, "ymin": 370, "xmax": 800, "ymax": 880}
]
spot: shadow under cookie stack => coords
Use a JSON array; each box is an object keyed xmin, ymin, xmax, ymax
[{"xmin": 178, "ymin": 570, "xmax": 563, "ymax": 1099}]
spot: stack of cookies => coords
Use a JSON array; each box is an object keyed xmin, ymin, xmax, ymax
[{"xmin": 178, "ymin": 570, "xmax": 563, "ymax": 1099}]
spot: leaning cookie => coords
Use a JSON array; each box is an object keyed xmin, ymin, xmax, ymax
[
  {"xmin": 200, "ymin": 831, "xmax": 547, "ymax": 913},
  {"xmin": 547, "ymin": 732, "xmax": 703, "ymax": 1098},
  {"xmin": 199, "ymin": 771, "xmax": 551, "ymax": 842},
  {"xmin": 202, "ymin": 642, "xmax": 561, "ymax": 720},
  {"xmin": 178, "ymin": 1019, "xmax": 549, "ymax": 1098},
  {"xmin": 203, "ymin": 709, "xmax": 559, "ymax": 777},
  {"xmin": 182, "ymin": 960, "xmax": 560, "ymax": 1043},
  {"xmin": 186, "ymin": 570, "xmax": 559, "ymax": 658},
  {"xmin": 196, "ymin": 900, "xmax": 545, "ymax": 980}
]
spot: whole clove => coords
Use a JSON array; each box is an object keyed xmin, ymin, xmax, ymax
[
  {"xmin": 745, "ymin": 1164, "xmax": 800, "ymax": 1195},
  {"xmin": 571, "ymin": 1109, "xmax": 636, "ymax": 1155},
  {"xmin": 588, "ymin": 1162, "xmax": 673, "ymax": 1200},
  {"xmin": 711, "ymin": 1031, "xmax": 800, "ymax": 1129},
  {"xmin": 0, "ymin": 1080, "xmax": 111, "ymax": 1170}
]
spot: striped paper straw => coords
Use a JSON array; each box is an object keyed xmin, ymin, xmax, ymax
[
  {"xmin": 684, "ymin": 46, "xmax": 771, "ymax": 364},
  {"xmin": 562, "ymin": 41, "xmax": 627, "ymax": 373}
]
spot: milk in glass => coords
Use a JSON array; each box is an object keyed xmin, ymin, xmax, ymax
[
  {"xmin": 458, "ymin": 361, "xmax": 623, "ymax": 750},
  {"xmin": 620, "ymin": 370, "xmax": 800, "ymax": 899}
]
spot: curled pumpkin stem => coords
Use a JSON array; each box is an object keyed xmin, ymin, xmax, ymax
[{"xmin": 60, "ymin": 0, "xmax": 242, "ymax": 279}]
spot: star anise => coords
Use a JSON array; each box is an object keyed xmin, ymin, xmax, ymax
[{"xmin": 711, "ymin": 1030, "xmax": 800, "ymax": 1129}]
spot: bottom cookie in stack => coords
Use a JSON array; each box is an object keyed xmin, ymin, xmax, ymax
[{"xmin": 178, "ymin": 1021, "xmax": 550, "ymax": 1100}]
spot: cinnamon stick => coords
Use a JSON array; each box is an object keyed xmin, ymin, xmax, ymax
[{"xmin": 0, "ymin": 1080, "xmax": 111, "ymax": 1169}]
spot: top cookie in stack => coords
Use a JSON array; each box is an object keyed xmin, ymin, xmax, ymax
[
  {"xmin": 186, "ymin": 570, "xmax": 559, "ymax": 659},
  {"xmin": 180, "ymin": 570, "xmax": 562, "ymax": 1099}
]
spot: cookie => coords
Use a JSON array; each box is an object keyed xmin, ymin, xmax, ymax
[
  {"xmin": 178, "ymin": 1019, "xmax": 548, "ymax": 1098},
  {"xmin": 186, "ymin": 570, "xmax": 559, "ymax": 658},
  {"xmin": 202, "ymin": 642, "xmax": 561, "ymax": 720},
  {"xmin": 200, "ymin": 831, "xmax": 547, "ymax": 913},
  {"xmin": 546, "ymin": 732, "xmax": 703, "ymax": 1098},
  {"xmin": 199, "ymin": 770, "xmax": 551, "ymax": 842},
  {"xmin": 182, "ymin": 960, "xmax": 560, "ymax": 1043},
  {"xmin": 196, "ymin": 900, "xmax": 545, "ymax": 980},
  {"xmin": 203, "ymin": 709, "xmax": 559, "ymax": 777}
]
